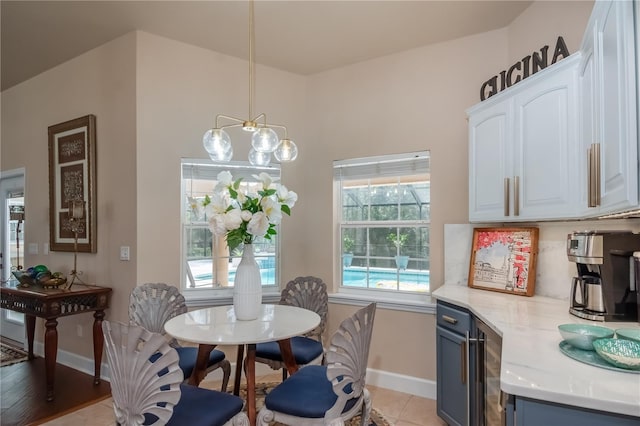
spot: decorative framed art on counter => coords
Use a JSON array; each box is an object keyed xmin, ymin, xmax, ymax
[
  {"xmin": 48, "ymin": 114, "xmax": 97, "ymax": 253},
  {"xmin": 468, "ymin": 227, "xmax": 538, "ymax": 296}
]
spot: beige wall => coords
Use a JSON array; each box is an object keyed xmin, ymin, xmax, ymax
[
  {"xmin": 135, "ymin": 31, "xmax": 309, "ymax": 285},
  {"xmin": 306, "ymin": 0, "xmax": 592, "ymax": 381},
  {"xmin": 0, "ymin": 1, "xmax": 594, "ymax": 381},
  {"xmin": 507, "ymin": 0, "xmax": 594, "ymax": 65},
  {"xmin": 0, "ymin": 33, "xmax": 137, "ymax": 357}
]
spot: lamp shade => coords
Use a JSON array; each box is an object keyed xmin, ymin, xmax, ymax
[
  {"xmin": 69, "ymin": 200, "xmax": 85, "ymax": 220},
  {"xmin": 251, "ymin": 127, "xmax": 278, "ymax": 153},
  {"xmin": 248, "ymin": 148, "xmax": 271, "ymax": 166},
  {"xmin": 274, "ymin": 139, "xmax": 298, "ymax": 162},
  {"xmin": 203, "ymin": 129, "xmax": 233, "ymax": 162}
]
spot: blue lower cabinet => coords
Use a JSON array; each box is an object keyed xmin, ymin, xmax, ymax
[
  {"xmin": 436, "ymin": 301, "xmax": 475, "ymax": 426},
  {"xmin": 436, "ymin": 326, "xmax": 469, "ymax": 426},
  {"xmin": 515, "ymin": 397, "xmax": 640, "ymax": 426}
]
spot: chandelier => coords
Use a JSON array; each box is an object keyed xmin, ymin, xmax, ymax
[{"xmin": 202, "ymin": 0, "xmax": 298, "ymax": 166}]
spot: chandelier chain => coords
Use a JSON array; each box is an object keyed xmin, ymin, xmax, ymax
[{"xmin": 249, "ymin": 0, "xmax": 254, "ymax": 121}]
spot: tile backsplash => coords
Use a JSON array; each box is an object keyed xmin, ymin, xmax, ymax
[{"xmin": 444, "ymin": 219, "xmax": 640, "ymax": 300}]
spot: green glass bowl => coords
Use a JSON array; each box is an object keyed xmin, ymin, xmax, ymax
[
  {"xmin": 593, "ymin": 338, "xmax": 640, "ymax": 370},
  {"xmin": 615, "ymin": 328, "xmax": 640, "ymax": 344},
  {"xmin": 558, "ymin": 323, "xmax": 614, "ymax": 351}
]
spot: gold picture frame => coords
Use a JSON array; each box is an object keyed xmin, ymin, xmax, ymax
[
  {"xmin": 468, "ymin": 227, "xmax": 538, "ymax": 296},
  {"xmin": 48, "ymin": 115, "xmax": 97, "ymax": 253}
]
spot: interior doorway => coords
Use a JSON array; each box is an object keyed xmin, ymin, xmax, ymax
[{"xmin": 1, "ymin": 170, "xmax": 26, "ymax": 344}]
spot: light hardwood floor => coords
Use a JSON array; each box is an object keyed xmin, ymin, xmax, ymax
[{"xmin": 39, "ymin": 371, "xmax": 447, "ymax": 426}]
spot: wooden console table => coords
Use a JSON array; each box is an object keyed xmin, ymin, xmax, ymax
[{"xmin": 0, "ymin": 281, "xmax": 112, "ymax": 401}]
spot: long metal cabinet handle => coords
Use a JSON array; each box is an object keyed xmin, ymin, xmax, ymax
[
  {"xmin": 513, "ymin": 176, "xmax": 520, "ymax": 216},
  {"xmin": 465, "ymin": 331, "xmax": 471, "ymax": 426},
  {"xmin": 587, "ymin": 146, "xmax": 595, "ymax": 207},
  {"xmin": 593, "ymin": 143, "xmax": 601, "ymax": 206},
  {"xmin": 504, "ymin": 178, "xmax": 510, "ymax": 216},
  {"xmin": 461, "ymin": 338, "xmax": 467, "ymax": 384},
  {"xmin": 442, "ymin": 314, "xmax": 458, "ymax": 325}
]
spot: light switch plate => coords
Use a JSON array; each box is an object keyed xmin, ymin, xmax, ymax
[
  {"xmin": 28, "ymin": 243, "xmax": 38, "ymax": 255},
  {"xmin": 119, "ymin": 246, "xmax": 130, "ymax": 261}
]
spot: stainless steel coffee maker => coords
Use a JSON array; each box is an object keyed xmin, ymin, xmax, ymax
[{"xmin": 567, "ymin": 230, "xmax": 640, "ymax": 322}]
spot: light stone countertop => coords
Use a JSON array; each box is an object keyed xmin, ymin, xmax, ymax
[{"xmin": 432, "ymin": 284, "xmax": 640, "ymax": 418}]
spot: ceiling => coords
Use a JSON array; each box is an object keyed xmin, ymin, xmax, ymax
[{"xmin": 1, "ymin": 1, "xmax": 533, "ymax": 91}]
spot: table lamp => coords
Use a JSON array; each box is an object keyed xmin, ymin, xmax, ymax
[
  {"xmin": 9, "ymin": 205, "xmax": 25, "ymax": 272},
  {"xmin": 68, "ymin": 200, "xmax": 86, "ymax": 287}
]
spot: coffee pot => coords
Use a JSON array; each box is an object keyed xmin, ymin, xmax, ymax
[{"xmin": 571, "ymin": 275, "xmax": 605, "ymax": 313}]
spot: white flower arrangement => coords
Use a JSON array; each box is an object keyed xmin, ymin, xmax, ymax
[{"xmin": 203, "ymin": 171, "xmax": 297, "ymax": 252}]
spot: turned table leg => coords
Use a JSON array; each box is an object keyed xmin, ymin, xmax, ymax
[
  {"xmin": 44, "ymin": 317, "xmax": 58, "ymax": 402},
  {"xmin": 25, "ymin": 314, "xmax": 36, "ymax": 360},
  {"xmin": 92, "ymin": 310, "xmax": 105, "ymax": 385}
]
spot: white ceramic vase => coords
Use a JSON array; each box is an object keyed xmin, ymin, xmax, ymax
[{"xmin": 233, "ymin": 244, "xmax": 262, "ymax": 320}]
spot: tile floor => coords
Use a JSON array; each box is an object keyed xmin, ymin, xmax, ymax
[{"xmin": 39, "ymin": 372, "xmax": 447, "ymax": 426}]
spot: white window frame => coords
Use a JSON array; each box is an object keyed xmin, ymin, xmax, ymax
[
  {"xmin": 332, "ymin": 152, "xmax": 435, "ymax": 313},
  {"xmin": 180, "ymin": 158, "xmax": 282, "ymax": 306}
]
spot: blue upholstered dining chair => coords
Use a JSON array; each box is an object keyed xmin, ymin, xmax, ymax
[
  {"xmin": 254, "ymin": 276, "xmax": 328, "ymax": 380},
  {"xmin": 102, "ymin": 320, "xmax": 249, "ymax": 426},
  {"xmin": 256, "ymin": 302, "xmax": 377, "ymax": 426},
  {"xmin": 129, "ymin": 282, "xmax": 231, "ymax": 391}
]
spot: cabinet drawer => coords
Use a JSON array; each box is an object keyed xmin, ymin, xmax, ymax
[{"xmin": 437, "ymin": 303, "xmax": 472, "ymax": 334}]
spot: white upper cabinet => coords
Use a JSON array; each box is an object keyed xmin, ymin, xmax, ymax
[
  {"xmin": 468, "ymin": 99, "xmax": 512, "ymax": 221},
  {"xmin": 578, "ymin": 0, "xmax": 638, "ymax": 216},
  {"xmin": 468, "ymin": 54, "xmax": 581, "ymax": 222},
  {"xmin": 468, "ymin": 0, "xmax": 639, "ymax": 222}
]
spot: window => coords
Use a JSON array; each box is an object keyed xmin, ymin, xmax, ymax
[
  {"xmin": 181, "ymin": 159, "xmax": 281, "ymax": 294},
  {"xmin": 334, "ymin": 152, "xmax": 430, "ymax": 294}
]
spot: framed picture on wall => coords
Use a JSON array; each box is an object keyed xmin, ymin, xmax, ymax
[
  {"xmin": 48, "ymin": 114, "xmax": 97, "ymax": 253},
  {"xmin": 468, "ymin": 227, "xmax": 538, "ymax": 296}
]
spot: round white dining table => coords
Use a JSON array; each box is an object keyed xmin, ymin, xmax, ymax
[{"xmin": 164, "ymin": 304, "xmax": 321, "ymax": 426}]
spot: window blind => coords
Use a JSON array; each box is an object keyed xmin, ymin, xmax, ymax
[
  {"xmin": 333, "ymin": 151, "xmax": 430, "ymax": 180},
  {"xmin": 182, "ymin": 158, "xmax": 280, "ymax": 181}
]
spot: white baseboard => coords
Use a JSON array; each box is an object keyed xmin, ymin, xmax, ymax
[
  {"xmin": 35, "ymin": 343, "xmax": 436, "ymax": 401},
  {"xmin": 366, "ymin": 367, "xmax": 436, "ymax": 400},
  {"xmin": 33, "ymin": 341, "xmax": 112, "ymax": 382}
]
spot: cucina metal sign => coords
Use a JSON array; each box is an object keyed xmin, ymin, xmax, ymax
[{"xmin": 480, "ymin": 36, "xmax": 570, "ymax": 101}]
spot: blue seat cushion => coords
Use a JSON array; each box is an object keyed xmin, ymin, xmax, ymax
[
  {"xmin": 144, "ymin": 384, "xmax": 243, "ymax": 426},
  {"xmin": 264, "ymin": 365, "xmax": 359, "ymax": 418},
  {"xmin": 256, "ymin": 336, "xmax": 323, "ymax": 364},
  {"xmin": 175, "ymin": 346, "xmax": 226, "ymax": 379}
]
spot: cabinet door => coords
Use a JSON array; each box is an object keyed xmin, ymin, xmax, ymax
[
  {"xmin": 578, "ymin": 20, "xmax": 598, "ymax": 216},
  {"xmin": 468, "ymin": 100, "xmax": 512, "ymax": 222},
  {"xmin": 594, "ymin": 0, "xmax": 638, "ymax": 213},
  {"xmin": 512, "ymin": 60, "xmax": 579, "ymax": 220},
  {"xmin": 437, "ymin": 325, "xmax": 470, "ymax": 426}
]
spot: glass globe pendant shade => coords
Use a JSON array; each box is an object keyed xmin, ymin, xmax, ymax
[
  {"xmin": 248, "ymin": 148, "xmax": 271, "ymax": 166},
  {"xmin": 251, "ymin": 127, "xmax": 279, "ymax": 152},
  {"xmin": 273, "ymin": 139, "xmax": 298, "ymax": 162},
  {"xmin": 203, "ymin": 128, "xmax": 233, "ymax": 162}
]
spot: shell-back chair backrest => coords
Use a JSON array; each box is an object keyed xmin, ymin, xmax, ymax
[
  {"xmin": 280, "ymin": 276, "xmax": 328, "ymax": 341},
  {"xmin": 129, "ymin": 283, "xmax": 187, "ymax": 347},
  {"xmin": 102, "ymin": 320, "xmax": 183, "ymax": 426},
  {"xmin": 324, "ymin": 302, "xmax": 377, "ymax": 420}
]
